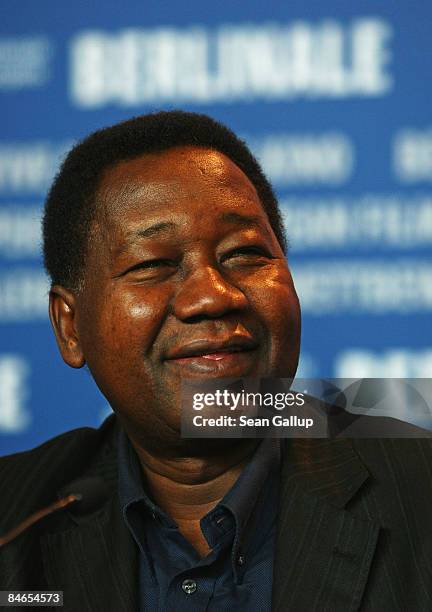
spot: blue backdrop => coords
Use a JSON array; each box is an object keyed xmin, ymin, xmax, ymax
[{"xmin": 1, "ymin": 1, "xmax": 431, "ymax": 454}]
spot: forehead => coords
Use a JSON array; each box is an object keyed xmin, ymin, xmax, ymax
[{"xmin": 94, "ymin": 146, "xmax": 265, "ymax": 228}]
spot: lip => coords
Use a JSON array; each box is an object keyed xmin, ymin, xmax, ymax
[
  {"xmin": 165, "ymin": 336, "xmax": 259, "ymax": 361},
  {"xmin": 164, "ymin": 335, "xmax": 260, "ymax": 377}
]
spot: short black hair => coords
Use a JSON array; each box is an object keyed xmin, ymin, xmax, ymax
[{"xmin": 43, "ymin": 110, "xmax": 286, "ymax": 289}]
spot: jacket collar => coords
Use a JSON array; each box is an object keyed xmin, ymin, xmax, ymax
[{"xmin": 279, "ymin": 437, "xmax": 370, "ymax": 507}]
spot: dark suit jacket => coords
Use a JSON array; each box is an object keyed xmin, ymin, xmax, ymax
[{"xmin": 1, "ymin": 414, "xmax": 432, "ymax": 611}]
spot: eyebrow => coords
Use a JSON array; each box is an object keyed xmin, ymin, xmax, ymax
[
  {"xmin": 114, "ymin": 221, "xmax": 177, "ymax": 258},
  {"xmin": 126, "ymin": 221, "xmax": 177, "ymax": 240},
  {"xmin": 219, "ymin": 212, "xmax": 265, "ymax": 229}
]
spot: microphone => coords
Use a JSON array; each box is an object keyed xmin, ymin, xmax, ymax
[
  {"xmin": 57, "ymin": 477, "xmax": 109, "ymax": 516},
  {"xmin": 0, "ymin": 477, "xmax": 109, "ymax": 548}
]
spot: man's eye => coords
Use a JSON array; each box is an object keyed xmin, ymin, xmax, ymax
[
  {"xmin": 124, "ymin": 259, "xmax": 175, "ymax": 275},
  {"xmin": 224, "ymin": 247, "xmax": 270, "ymax": 260},
  {"xmin": 138, "ymin": 259, "xmax": 171, "ymax": 268}
]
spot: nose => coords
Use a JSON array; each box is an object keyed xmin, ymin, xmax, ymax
[{"xmin": 173, "ymin": 264, "xmax": 248, "ymax": 321}]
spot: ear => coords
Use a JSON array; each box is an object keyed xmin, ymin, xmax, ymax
[{"xmin": 49, "ymin": 285, "xmax": 86, "ymax": 369}]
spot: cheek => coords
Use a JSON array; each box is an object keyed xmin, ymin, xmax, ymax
[
  {"xmin": 248, "ymin": 270, "xmax": 301, "ymax": 350},
  {"xmin": 103, "ymin": 288, "xmax": 171, "ymax": 357},
  {"xmin": 267, "ymin": 287, "xmax": 300, "ymax": 339},
  {"xmin": 249, "ymin": 268, "xmax": 300, "ymax": 320}
]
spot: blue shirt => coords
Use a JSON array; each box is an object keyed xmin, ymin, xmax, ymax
[{"xmin": 118, "ymin": 430, "xmax": 281, "ymax": 612}]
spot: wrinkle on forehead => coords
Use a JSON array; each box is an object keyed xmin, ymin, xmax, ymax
[
  {"xmin": 97, "ymin": 178, "xmax": 186, "ymax": 216},
  {"xmin": 95, "ymin": 146, "xmax": 259, "ymax": 214}
]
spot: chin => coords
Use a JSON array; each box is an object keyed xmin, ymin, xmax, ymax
[{"xmin": 141, "ymin": 426, "xmax": 247, "ymax": 459}]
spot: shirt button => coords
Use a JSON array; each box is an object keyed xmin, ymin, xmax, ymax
[
  {"xmin": 237, "ymin": 555, "xmax": 245, "ymax": 566},
  {"xmin": 182, "ymin": 579, "xmax": 197, "ymax": 595}
]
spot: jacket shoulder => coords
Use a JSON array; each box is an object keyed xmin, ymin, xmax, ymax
[
  {"xmin": 352, "ymin": 437, "xmax": 432, "ymax": 477},
  {"xmin": 0, "ymin": 413, "xmax": 116, "ymax": 467},
  {"xmin": 0, "ymin": 415, "xmax": 117, "ymax": 532}
]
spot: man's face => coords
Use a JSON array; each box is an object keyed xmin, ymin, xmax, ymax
[{"xmin": 73, "ymin": 146, "xmax": 301, "ymax": 449}]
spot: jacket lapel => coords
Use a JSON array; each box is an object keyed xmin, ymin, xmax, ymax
[{"xmin": 272, "ymin": 438, "xmax": 380, "ymax": 612}]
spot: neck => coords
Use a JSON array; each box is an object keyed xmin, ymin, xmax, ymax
[
  {"xmin": 128, "ymin": 437, "xmax": 259, "ymax": 556},
  {"xmin": 131, "ymin": 438, "xmax": 258, "ymax": 516}
]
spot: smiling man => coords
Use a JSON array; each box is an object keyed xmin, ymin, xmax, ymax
[
  {"xmin": 52, "ymin": 144, "xmax": 300, "ymax": 449},
  {"xmin": 0, "ymin": 111, "xmax": 431, "ymax": 611}
]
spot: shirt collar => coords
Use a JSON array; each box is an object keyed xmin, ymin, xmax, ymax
[{"xmin": 118, "ymin": 426, "xmax": 169, "ymax": 521}]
